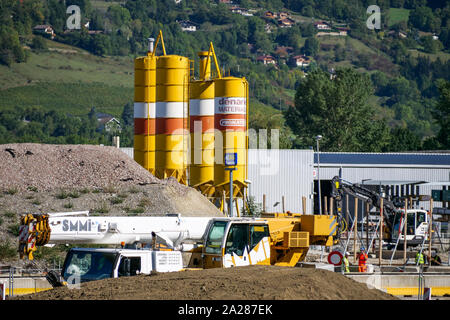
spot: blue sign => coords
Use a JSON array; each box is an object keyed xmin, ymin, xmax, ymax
[{"xmin": 224, "ymin": 153, "xmax": 238, "ymax": 166}]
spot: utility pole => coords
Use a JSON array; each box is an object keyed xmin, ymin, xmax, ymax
[
  {"xmin": 429, "ymin": 198, "xmax": 433, "ymax": 267},
  {"xmin": 379, "ymin": 198, "xmax": 383, "ymax": 267},
  {"xmin": 404, "ymin": 199, "xmax": 408, "ymax": 264},
  {"xmin": 315, "ymin": 135, "xmax": 322, "ymax": 215}
]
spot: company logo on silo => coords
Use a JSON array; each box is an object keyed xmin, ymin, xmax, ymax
[
  {"xmin": 215, "ymin": 97, "xmax": 246, "ymax": 114},
  {"xmin": 219, "ymin": 119, "xmax": 246, "ymax": 127}
]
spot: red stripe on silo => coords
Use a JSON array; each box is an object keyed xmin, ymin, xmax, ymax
[{"xmin": 134, "ymin": 118, "xmax": 155, "ymax": 135}]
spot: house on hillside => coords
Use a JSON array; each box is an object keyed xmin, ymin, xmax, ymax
[
  {"xmin": 229, "ymin": 6, "xmax": 253, "ymax": 16},
  {"xmin": 87, "ymin": 30, "xmax": 103, "ymax": 35},
  {"xmin": 256, "ymin": 55, "xmax": 277, "ymax": 65},
  {"xmin": 178, "ymin": 20, "xmax": 197, "ymax": 32},
  {"xmin": 314, "ymin": 21, "xmax": 331, "ymax": 30},
  {"xmin": 96, "ymin": 113, "xmax": 122, "ymax": 134},
  {"xmin": 279, "ymin": 12, "xmax": 290, "ymax": 19},
  {"xmin": 33, "ymin": 25, "xmax": 55, "ymax": 39},
  {"xmin": 265, "ymin": 11, "xmax": 277, "ymax": 19},
  {"xmin": 278, "ymin": 18, "xmax": 295, "ymax": 28},
  {"xmin": 219, "ymin": 0, "xmax": 233, "ymax": 3},
  {"xmin": 291, "ymin": 55, "xmax": 311, "ymax": 68}
]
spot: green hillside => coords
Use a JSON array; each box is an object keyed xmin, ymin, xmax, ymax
[{"xmin": 1, "ymin": 0, "xmax": 449, "ymax": 151}]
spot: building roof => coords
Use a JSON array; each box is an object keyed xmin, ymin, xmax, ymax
[
  {"xmin": 33, "ymin": 25, "xmax": 53, "ymax": 30},
  {"xmin": 314, "ymin": 152, "xmax": 450, "ymax": 166}
]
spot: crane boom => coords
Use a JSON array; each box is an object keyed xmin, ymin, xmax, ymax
[{"xmin": 19, "ymin": 213, "xmax": 213, "ymax": 259}]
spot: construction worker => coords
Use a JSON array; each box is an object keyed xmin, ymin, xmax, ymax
[
  {"xmin": 431, "ymin": 252, "xmax": 442, "ymax": 266},
  {"xmin": 415, "ymin": 251, "xmax": 425, "ymax": 266},
  {"xmin": 358, "ymin": 247, "xmax": 368, "ymax": 272},
  {"xmin": 342, "ymin": 252, "xmax": 350, "ymax": 274}
]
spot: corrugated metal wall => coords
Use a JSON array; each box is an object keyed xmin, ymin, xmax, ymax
[{"xmin": 248, "ymin": 149, "xmax": 314, "ymax": 214}]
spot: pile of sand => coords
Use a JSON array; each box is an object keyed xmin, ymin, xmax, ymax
[{"xmin": 14, "ymin": 265, "xmax": 397, "ymax": 300}]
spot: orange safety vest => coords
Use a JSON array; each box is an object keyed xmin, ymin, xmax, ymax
[{"xmin": 358, "ymin": 253, "xmax": 368, "ymax": 272}]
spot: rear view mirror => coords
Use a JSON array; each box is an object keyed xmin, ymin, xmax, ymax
[{"xmin": 119, "ymin": 258, "xmax": 131, "ymax": 276}]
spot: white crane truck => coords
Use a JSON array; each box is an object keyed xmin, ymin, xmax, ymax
[{"xmin": 18, "ymin": 211, "xmax": 338, "ymax": 286}]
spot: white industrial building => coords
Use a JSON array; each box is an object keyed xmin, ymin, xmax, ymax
[{"xmin": 120, "ymin": 148, "xmax": 450, "ymax": 216}]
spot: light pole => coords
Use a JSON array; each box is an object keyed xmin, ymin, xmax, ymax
[{"xmin": 316, "ymin": 135, "xmax": 322, "ymax": 215}]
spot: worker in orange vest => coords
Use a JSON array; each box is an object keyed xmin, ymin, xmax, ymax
[{"xmin": 358, "ymin": 247, "xmax": 368, "ymax": 272}]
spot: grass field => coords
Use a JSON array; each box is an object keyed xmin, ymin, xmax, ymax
[
  {"xmin": 408, "ymin": 49, "xmax": 450, "ymax": 62},
  {"xmin": 387, "ymin": 8, "xmax": 410, "ymax": 27},
  {"xmin": 0, "ymin": 39, "xmax": 134, "ymax": 90},
  {"xmin": 90, "ymin": 0, "xmax": 125, "ymax": 13},
  {"xmin": 0, "ymin": 83, "xmax": 133, "ymax": 117},
  {"xmin": 0, "ymin": 38, "xmax": 136, "ymax": 116},
  {"xmin": 0, "ymin": 38, "xmax": 277, "ymax": 118}
]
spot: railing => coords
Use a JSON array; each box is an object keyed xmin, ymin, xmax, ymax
[{"xmin": 0, "ymin": 267, "xmax": 61, "ymax": 298}]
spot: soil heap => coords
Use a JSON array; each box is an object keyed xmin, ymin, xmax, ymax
[{"xmin": 13, "ymin": 265, "xmax": 397, "ymax": 300}]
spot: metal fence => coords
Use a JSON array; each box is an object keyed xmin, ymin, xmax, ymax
[{"xmin": 0, "ymin": 267, "xmax": 61, "ymax": 298}]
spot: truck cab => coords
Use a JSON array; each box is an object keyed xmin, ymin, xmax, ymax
[
  {"xmin": 202, "ymin": 218, "xmax": 271, "ymax": 268},
  {"xmin": 391, "ymin": 209, "xmax": 429, "ymax": 246},
  {"xmin": 61, "ymin": 248, "xmax": 183, "ymax": 284}
]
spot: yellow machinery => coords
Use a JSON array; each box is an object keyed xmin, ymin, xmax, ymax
[
  {"xmin": 198, "ymin": 213, "xmax": 337, "ymax": 268},
  {"xmin": 189, "ymin": 50, "xmax": 215, "ymax": 196},
  {"xmin": 155, "ymin": 52, "xmax": 190, "ymax": 184}
]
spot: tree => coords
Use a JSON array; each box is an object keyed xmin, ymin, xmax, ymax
[
  {"xmin": 31, "ymin": 36, "xmax": 47, "ymax": 51},
  {"xmin": 409, "ymin": 6, "xmax": 441, "ymax": 33},
  {"xmin": 388, "ymin": 127, "xmax": 422, "ymax": 151},
  {"xmin": 302, "ymin": 37, "xmax": 319, "ymax": 57},
  {"xmin": 121, "ymin": 102, "xmax": 133, "ymax": 127},
  {"xmin": 421, "ymin": 36, "xmax": 443, "ymax": 54},
  {"xmin": 284, "ymin": 68, "xmax": 389, "ymax": 152},
  {"xmin": 433, "ymin": 80, "xmax": 450, "ymax": 149}
]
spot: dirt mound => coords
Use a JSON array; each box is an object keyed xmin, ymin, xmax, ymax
[
  {"xmin": 0, "ymin": 143, "xmax": 160, "ymax": 192},
  {"xmin": 14, "ymin": 265, "xmax": 396, "ymax": 300}
]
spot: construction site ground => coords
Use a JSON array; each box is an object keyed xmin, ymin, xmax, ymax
[
  {"xmin": 0, "ymin": 143, "xmax": 445, "ymax": 301},
  {"xmin": 11, "ymin": 265, "xmax": 397, "ymax": 300}
]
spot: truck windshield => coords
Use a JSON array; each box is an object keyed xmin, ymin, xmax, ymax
[
  {"xmin": 63, "ymin": 250, "xmax": 117, "ymax": 283},
  {"xmin": 205, "ymin": 221, "xmax": 228, "ymax": 254}
]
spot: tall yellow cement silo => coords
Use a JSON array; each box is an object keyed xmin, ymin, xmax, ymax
[
  {"xmin": 133, "ymin": 40, "xmax": 157, "ymax": 174},
  {"xmin": 213, "ymin": 76, "xmax": 249, "ymax": 200},
  {"xmin": 189, "ymin": 51, "xmax": 215, "ymax": 196},
  {"xmin": 155, "ymin": 54, "xmax": 190, "ymax": 184}
]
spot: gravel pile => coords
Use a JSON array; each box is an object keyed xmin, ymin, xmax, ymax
[{"xmin": 0, "ymin": 143, "xmax": 160, "ymax": 192}]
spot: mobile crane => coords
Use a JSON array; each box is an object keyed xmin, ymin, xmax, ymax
[
  {"xmin": 330, "ymin": 176, "xmax": 430, "ymax": 247},
  {"xmin": 18, "ymin": 211, "xmax": 337, "ymax": 286}
]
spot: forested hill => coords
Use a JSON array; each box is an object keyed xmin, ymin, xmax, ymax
[{"xmin": 0, "ymin": 0, "xmax": 449, "ymax": 151}]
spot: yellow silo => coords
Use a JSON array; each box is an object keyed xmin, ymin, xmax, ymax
[
  {"xmin": 155, "ymin": 55, "xmax": 190, "ymax": 184},
  {"xmin": 189, "ymin": 51, "xmax": 215, "ymax": 195},
  {"xmin": 133, "ymin": 40, "xmax": 157, "ymax": 174},
  {"xmin": 214, "ymin": 76, "xmax": 248, "ymax": 199}
]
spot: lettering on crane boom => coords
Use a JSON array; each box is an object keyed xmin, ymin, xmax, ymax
[{"xmin": 62, "ymin": 219, "xmax": 92, "ymax": 232}]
